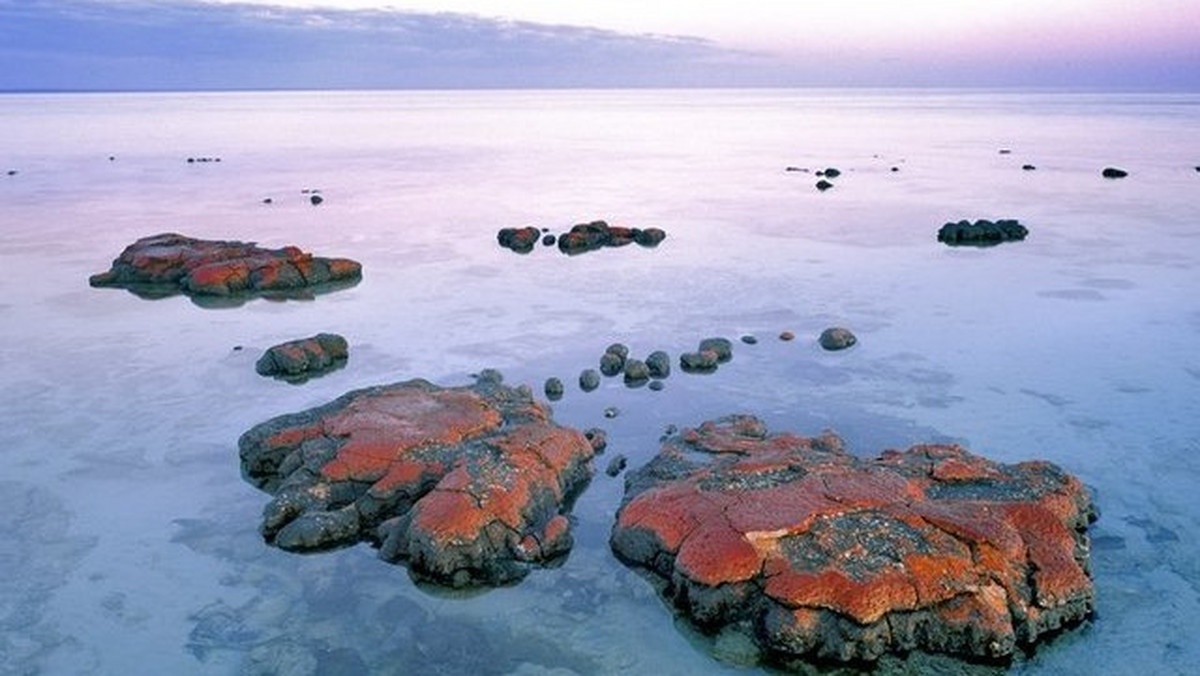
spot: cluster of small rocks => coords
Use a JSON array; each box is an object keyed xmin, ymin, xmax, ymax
[
  {"xmin": 785, "ymin": 165, "xmax": 843, "ymax": 191},
  {"xmin": 498, "ymin": 221, "xmax": 667, "ymax": 256},
  {"xmin": 937, "ymin": 218, "xmax": 1029, "ymax": 246}
]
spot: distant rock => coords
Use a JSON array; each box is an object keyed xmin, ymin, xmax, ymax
[
  {"xmin": 578, "ymin": 369, "xmax": 601, "ymax": 392},
  {"xmin": 600, "ymin": 352, "xmax": 625, "ymax": 377},
  {"xmin": 623, "ymin": 359, "xmax": 650, "ymax": 385},
  {"xmin": 496, "ymin": 226, "xmax": 541, "ymax": 254},
  {"xmin": 255, "ymin": 333, "xmax": 348, "ymax": 380},
  {"xmin": 611, "ymin": 415, "xmax": 1097, "ymax": 664},
  {"xmin": 1022, "ymin": 164, "xmax": 1037, "ymax": 171},
  {"xmin": 238, "ymin": 372, "xmax": 596, "ymax": 587},
  {"xmin": 89, "ymin": 233, "xmax": 362, "ymax": 300},
  {"xmin": 815, "ymin": 179, "xmax": 834, "ymax": 192},
  {"xmin": 645, "ymin": 350, "xmax": 671, "ymax": 378},
  {"xmin": 544, "ymin": 377, "xmax": 565, "ymax": 401},
  {"xmin": 680, "ymin": 350, "xmax": 720, "ymax": 373},
  {"xmin": 999, "ymin": 148, "xmax": 1012, "ymax": 154},
  {"xmin": 309, "ymin": 194, "xmax": 324, "ymax": 206},
  {"xmin": 818, "ymin": 327, "xmax": 857, "ymax": 351},
  {"xmin": 1102, "ymin": 167, "xmax": 1129, "ymax": 179},
  {"xmin": 779, "ymin": 331, "xmax": 795, "ymax": 342},
  {"xmin": 937, "ymin": 219, "xmax": 1028, "ymax": 246},
  {"xmin": 818, "ymin": 167, "xmax": 841, "ymax": 178},
  {"xmin": 740, "ymin": 335, "xmax": 758, "ymax": 345},
  {"xmin": 698, "ymin": 337, "xmax": 733, "ymax": 363}
]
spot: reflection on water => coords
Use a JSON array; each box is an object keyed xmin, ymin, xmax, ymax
[{"xmin": 1, "ymin": 89, "xmax": 1198, "ymax": 674}]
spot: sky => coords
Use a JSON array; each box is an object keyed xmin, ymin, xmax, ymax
[{"xmin": 1, "ymin": 0, "xmax": 1198, "ymax": 91}]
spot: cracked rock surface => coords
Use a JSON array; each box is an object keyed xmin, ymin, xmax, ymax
[
  {"xmin": 610, "ymin": 415, "xmax": 1096, "ymax": 664},
  {"xmin": 89, "ymin": 232, "xmax": 362, "ymax": 297},
  {"xmin": 238, "ymin": 372, "xmax": 596, "ymax": 587}
]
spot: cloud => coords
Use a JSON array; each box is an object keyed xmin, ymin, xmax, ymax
[{"xmin": 0, "ymin": 0, "xmax": 761, "ymax": 90}]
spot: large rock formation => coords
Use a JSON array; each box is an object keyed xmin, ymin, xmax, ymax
[
  {"xmin": 611, "ymin": 415, "xmax": 1096, "ymax": 665},
  {"xmin": 89, "ymin": 233, "xmax": 362, "ymax": 298},
  {"xmin": 238, "ymin": 372, "xmax": 597, "ymax": 587}
]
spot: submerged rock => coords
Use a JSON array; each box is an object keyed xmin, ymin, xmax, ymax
[
  {"xmin": 937, "ymin": 219, "xmax": 1028, "ymax": 246},
  {"xmin": 611, "ymin": 415, "xmax": 1097, "ymax": 664},
  {"xmin": 817, "ymin": 327, "xmax": 857, "ymax": 351},
  {"xmin": 89, "ymin": 233, "xmax": 362, "ymax": 299},
  {"xmin": 255, "ymin": 333, "xmax": 348, "ymax": 380},
  {"xmin": 238, "ymin": 372, "xmax": 596, "ymax": 587}
]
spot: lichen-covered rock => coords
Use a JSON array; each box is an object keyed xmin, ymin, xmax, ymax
[
  {"xmin": 89, "ymin": 233, "xmax": 362, "ymax": 298},
  {"xmin": 238, "ymin": 372, "xmax": 595, "ymax": 587},
  {"xmin": 611, "ymin": 415, "xmax": 1096, "ymax": 664},
  {"xmin": 255, "ymin": 333, "xmax": 348, "ymax": 380},
  {"xmin": 497, "ymin": 226, "xmax": 541, "ymax": 253},
  {"xmin": 558, "ymin": 221, "xmax": 667, "ymax": 255},
  {"xmin": 937, "ymin": 219, "xmax": 1028, "ymax": 246}
]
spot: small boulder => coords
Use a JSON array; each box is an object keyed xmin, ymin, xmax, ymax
[
  {"xmin": 818, "ymin": 327, "xmax": 857, "ymax": 351},
  {"xmin": 634, "ymin": 227, "xmax": 667, "ymax": 248},
  {"xmin": 680, "ymin": 350, "xmax": 720, "ymax": 373},
  {"xmin": 309, "ymin": 194, "xmax": 324, "ymax": 206},
  {"xmin": 255, "ymin": 333, "xmax": 349, "ymax": 380},
  {"xmin": 544, "ymin": 377, "xmax": 565, "ymax": 401},
  {"xmin": 698, "ymin": 337, "xmax": 733, "ymax": 363},
  {"xmin": 820, "ymin": 167, "xmax": 841, "ymax": 178},
  {"xmin": 815, "ymin": 179, "xmax": 834, "ymax": 191},
  {"xmin": 645, "ymin": 351, "xmax": 671, "ymax": 378},
  {"xmin": 579, "ymin": 369, "xmax": 601, "ymax": 392},
  {"xmin": 624, "ymin": 359, "xmax": 651, "ymax": 385},
  {"xmin": 497, "ymin": 226, "xmax": 542, "ymax": 254},
  {"xmin": 1102, "ymin": 167, "xmax": 1128, "ymax": 179},
  {"xmin": 1022, "ymin": 164, "xmax": 1037, "ymax": 171},
  {"xmin": 740, "ymin": 335, "xmax": 758, "ymax": 345},
  {"xmin": 600, "ymin": 352, "xmax": 625, "ymax": 377}
]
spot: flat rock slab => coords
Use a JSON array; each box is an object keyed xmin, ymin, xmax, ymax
[
  {"xmin": 90, "ymin": 232, "xmax": 362, "ymax": 300},
  {"xmin": 611, "ymin": 415, "xmax": 1096, "ymax": 665},
  {"xmin": 255, "ymin": 333, "xmax": 348, "ymax": 381},
  {"xmin": 238, "ymin": 372, "xmax": 596, "ymax": 588}
]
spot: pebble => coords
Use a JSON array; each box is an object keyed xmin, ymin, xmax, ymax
[
  {"xmin": 779, "ymin": 331, "xmax": 795, "ymax": 341},
  {"xmin": 604, "ymin": 406, "xmax": 619, "ymax": 419}
]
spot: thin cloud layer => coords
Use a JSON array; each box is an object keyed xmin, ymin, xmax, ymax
[{"xmin": 0, "ymin": 0, "xmax": 757, "ymax": 90}]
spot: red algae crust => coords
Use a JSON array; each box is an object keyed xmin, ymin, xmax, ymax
[
  {"xmin": 89, "ymin": 232, "xmax": 361, "ymax": 297},
  {"xmin": 238, "ymin": 371, "xmax": 596, "ymax": 587},
  {"xmin": 610, "ymin": 415, "xmax": 1097, "ymax": 664}
]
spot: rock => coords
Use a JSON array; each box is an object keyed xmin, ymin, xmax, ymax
[
  {"xmin": 544, "ymin": 377, "xmax": 564, "ymax": 401},
  {"xmin": 645, "ymin": 351, "xmax": 671, "ymax": 378},
  {"xmin": 815, "ymin": 180, "xmax": 834, "ymax": 191},
  {"xmin": 600, "ymin": 352, "xmax": 625, "ymax": 377},
  {"xmin": 604, "ymin": 406, "xmax": 620, "ymax": 419},
  {"xmin": 255, "ymin": 333, "xmax": 349, "ymax": 380},
  {"xmin": 605, "ymin": 343, "xmax": 630, "ymax": 361},
  {"xmin": 624, "ymin": 359, "xmax": 651, "ymax": 385},
  {"xmin": 557, "ymin": 221, "xmax": 613, "ymax": 255},
  {"xmin": 779, "ymin": 331, "xmax": 795, "ymax": 342},
  {"xmin": 818, "ymin": 327, "xmax": 857, "ymax": 351},
  {"xmin": 820, "ymin": 167, "xmax": 841, "ymax": 178},
  {"xmin": 784, "ymin": 166, "xmax": 807, "ymax": 172},
  {"xmin": 238, "ymin": 373, "xmax": 596, "ymax": 588},
  {"xmin": 1022, "ymin": 164, "xmax": 1037, "ymax": 171},
  {"xmin": 937, "ymin": 219, "xmax": 1028, "ymax": 246},
  {"xmin": 309, "ymin": 194, "xmax": 324, "ymax": 206},
  {"xmin": 541, "ymin": 234, "xmax": 556, "ymax": 247},
  {"xmin": 497, "ymin": 226, "xmax": 542, "ymax": 254},
  {"xmin": 261, "ymin": 197, "xmax": 273, "ymax": 204},
  {"xmin": 890, "ymin": 166, "xmax": 900, "ymax": 172},
  {"xmin": 999, "ymin": 148, "xmax": 1012, "ymax": 154},
  {"xmin": 605, "ymin": 455, "xmax": 628, "ymax": 477},
  {"xmin": 679, "ymin": 350, "xmax": 719, "ymax": 373},
  {"xmin": 583, "ymin": 428, "xmax": 607, "ymax": 453},
  {"xmin": 648, "ymin": 380, "xmax": 665, "ymax": 391},
  {"xmin": 1102, "ymin": 167, "xmax": 1128, "ymax": 179},
  {"xmin": 5, "ymin": 169, "xmax": 16, "ymax": 176},
  {"xmin": 634, "ymin": 228, "xmax": 667, "ymax": 247},
  {"xmin": 698, "ymin": 337, "xmax": 733, "ymax": 363},
  {"xmin": 579, "ymin": 369, "xmax": 601, "ymax": 392},
  {"xmin": 89, "ymin": 233, "xmax": 362, "ymax": 299},
  {"xmin": 740, "ymin": 335, "xmax": 758, "ymax": 345},
  {"xmin": 611, "ymin": 415, "xmax": 1097, "ymax": 664}
]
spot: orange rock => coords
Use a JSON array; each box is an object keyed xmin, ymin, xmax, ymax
[
  {"xmin": 611, "ymin": 415, "xmax": 1097, "ymax": 663},
  {"xmin": 239, "ymin": 372, "xmax": 595, "ymax": 587}
]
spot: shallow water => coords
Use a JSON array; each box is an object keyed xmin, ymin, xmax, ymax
[{"xmin": 1, "ymin": 89, "xmax": 1198, "ymax": 675}]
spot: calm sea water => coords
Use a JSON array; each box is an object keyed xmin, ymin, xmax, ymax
[{"xmin": 1, "ymin": 89, "xmax": 1198, "ymax": 675}]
